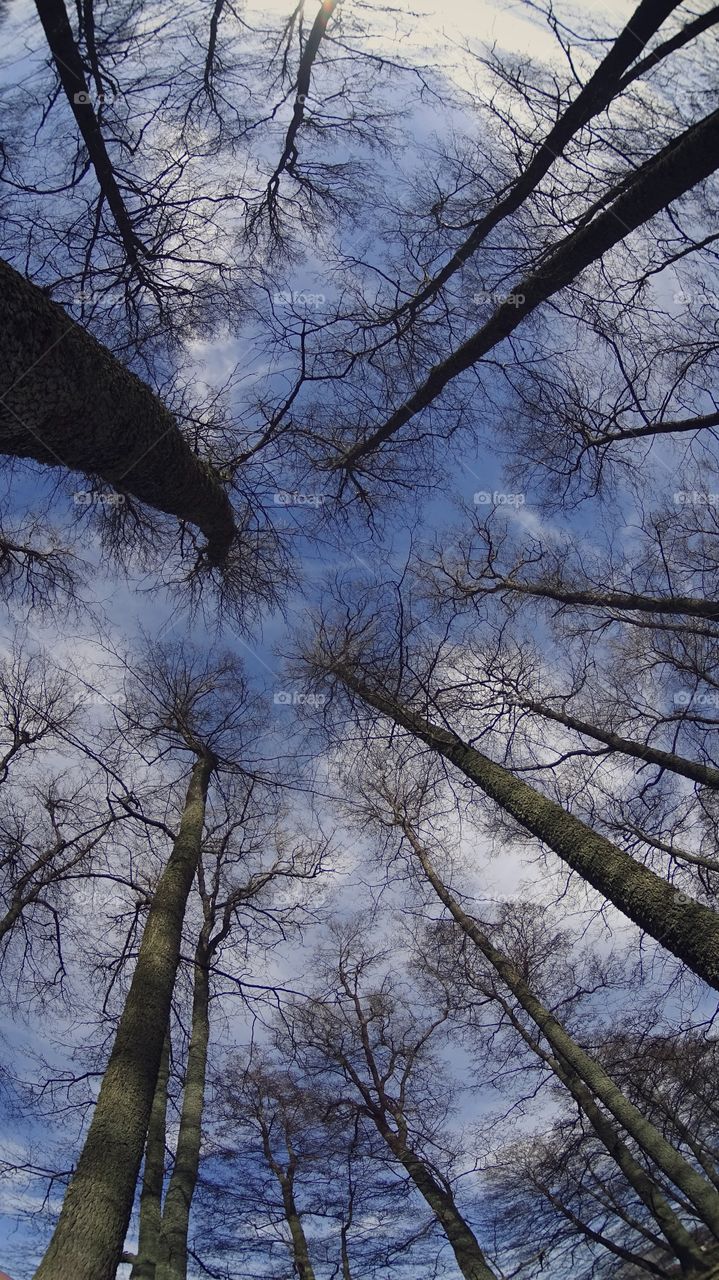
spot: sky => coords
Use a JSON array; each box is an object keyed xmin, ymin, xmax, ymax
[{"xmin": 0, "ymin": 0, "xmax": 716, "ymax": 1275}]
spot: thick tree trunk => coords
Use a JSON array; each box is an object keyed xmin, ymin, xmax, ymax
[
  {"xmin": 0, "ymin": 258, "xmax": 236, "ymax": 566},
  {"xmin": 403, "ymin": 824, "xmax": 719, "ymax": 1245},
  {"xmin": 130, "ymin": 1034, "xmax": 171, "ymax": 1280},
  {"xmin": 337, "ymin": 106, "xmax": 719, "ymax": 470},
  {"xmin": 333, "ymin": 667, "xmax": 719, "ymax": 989},
  {"xmin": 155, "ymin": 944, "xmax": 211, "ymax": 1280},
  {"xmin": 33, "ymin": 753, "xmax": 215, "ymax": 1280}
]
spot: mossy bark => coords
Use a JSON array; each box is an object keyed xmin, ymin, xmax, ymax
[
  {"xmin": 336, "ymin": 669, "xmax": 719, "ymax": 989},
  {"xmin": 33, "ymin": 754, "xmax": 214, "ymax": 1280},
  {"xmin": 0, "ymin": 258, "xmax": 235, "ymax": 565},
  {"xmin": 130, "ymin": 1033, "xmax": 171, "ymax": 1280}
]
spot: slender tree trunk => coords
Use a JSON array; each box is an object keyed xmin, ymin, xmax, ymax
[
  {"xmin": 130, "ymin": 1033, "xmax": 171, "ymax": 1280},
  {"xmin": 401, "ymin": 821, "xmax": 719, "ymax": 1245},
  {"xmin": 492, "ymin": 987, "xmax": 710, "ymax": 1273},
  {"xmin": 33, "ymin": 752, "xmax": 215, "ymax": 1280},
  {"xmin": 0, "ymin": 258, "xmax": 236, "ymax": 566},
  {"xmin": 337, "ymin": 106, "xmax": 719, "ymax": 470},
  {"xmin": 332, "ymin": 667, "xmax": 719, "ymax": 988},
  {"xmin": 34, "ymin": 0, "xmax": 145, "ymax": 266},
  {"xmin": 381, "ymin": 1131, "xmax": 498, "ymax": 1280},
  {"xmin": 388, "ymin": 0, "xmax": 682, "ymax": 320},
  {"xmin": 488, "ymin": 581, "xmax": 718, "ymax": 621},
  {"xmin": 155, "ymin": 943, "xmax": 211, "ymax": 1280},
  {"xmin": 278, "ymin": 1171, "xmax": 317, "ymax": 1280},
  {"xmin": 519, "ymin": 698, "xmax": 719, "ymax": 789}
]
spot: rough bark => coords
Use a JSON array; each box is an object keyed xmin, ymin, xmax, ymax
[
  {"xmin": 337, "ymin": 107, "xmax": 719, "ymax": 470},
  {"xmin": 333, "ymin": 666, "xmax": 719, "ymax": 989},
  {"xmin": 33, "ymin": 753, "xmax": 215, "ymax": 1280},
  {"xmin": 130, "ymin": 1034, "xmax": 171, "ymax": 1280},
  {"xmin": 0, "ymin": 258, "xmax": 236, "ymax": 565},
  {"xmin": 155, "ymin": 944, "xmax": 211, "ymax": 1280}
]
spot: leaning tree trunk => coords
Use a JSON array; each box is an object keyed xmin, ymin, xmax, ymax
[
  {"xmin": 0, "ymin": 258, "xmax": 236, "ymax": 566},
  {"xmin": 155, "ymin": 940, "xmax": 211, "ymax": 1280},
  {"xmin": 33, "ymin": 752, "xmax": 215, "ymax": 1280},
  {"xmin": 130, "ymin": 1033, "xmax": 171, "ymax": 1280},
  {"xmin": 337, "ymin": 106, "xmax": 719, "ymax": 470},
  {"xmin": 489, "ymin": 984, "xmax": 710, "ymax": 1273},
  {"xmin": 401, "ymin": 821, "xmax": 719, "ymax": 1246},
  {"xmin": 383, "ymin": 1132, "xmax": 498, "ymax": 1280},
  {"xmin": 332, "ymin": 667, "xmax": 719, "ymax": 990}
]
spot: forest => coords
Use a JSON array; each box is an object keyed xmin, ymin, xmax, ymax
[{"xmin": 0, "ymin": 0, "xmax": 718, "ymax": 1277}]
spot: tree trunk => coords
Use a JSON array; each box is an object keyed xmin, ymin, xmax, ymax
[
  {"xmin": 403, "ymin": 823, "xmax": 719, "ymax": 1246},
  {"xmin": 33, "ymin": 752, "xmax": 215, "ymax": 1280},
  {"xmin": 0, "ymin": 258, "xmax": 236, "ymax": 566},
  {"xmin": 519, "ymin": 698, "xmax": 719, "ymax": 789},
  {"xmin": 155, "ymin": 943, "xmax": 211, "ymax": 1280},
  {"xmin": 130, "ymin": 1033, "xmax": 171, "ymax": 1280},
  {"xmin": 387, "ymin": 0, "xmax": 682, "ymax": 320},
  {"xmin": 337, "ymin": 106, "xmax": 719, "ymax": 470},
  {"xmin": 279, "ymin": 1172, "xmax": 317, "ymax": 1280},
  {"xmin": 333, "ymin": 667, "xmax": 719, "ymax": 989},
  {"xmin": 494, "ymin": 988, "xmax": 710, "ymax": 1273},
  {"xmin": 34, "ymin": 0, "xmax": 145, "ymax": 267},
  {"xmin": 383, "ymin": 1132, "xmax": 498, "ymax": 1280}
]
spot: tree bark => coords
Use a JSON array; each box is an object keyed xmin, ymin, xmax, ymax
[
  {"xmin": 130, "ymin": 1033, "xmax": 171, "ymax": 1280},
  {"xmin": 519, "ymin": 698, "xmax": 719, "ymax": 789},
  {"xmin": 155, "ymin": 943, "xmax": 211, "ymax": 1280},
  {"xmin": 385, "ymin": 1134, "xmax": 498, "ymax": 1280},
  {"xmin": 0, "ymin": 258, "xmax": 236, "ymax": 565},
  {"xmin": 403, "ymin": 823, "xmax": 719, "ymax": 1246},
  {"xmin": 332, "ymin": 666, "xmax": 719, "ymax": 989},
  {"xmin": 337, "ymin": 106, "xmax": 719, "ymax": 470},
  {"xmin": 33, "ymin": 752, "xmax": 215, "ymax": 1280}
]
